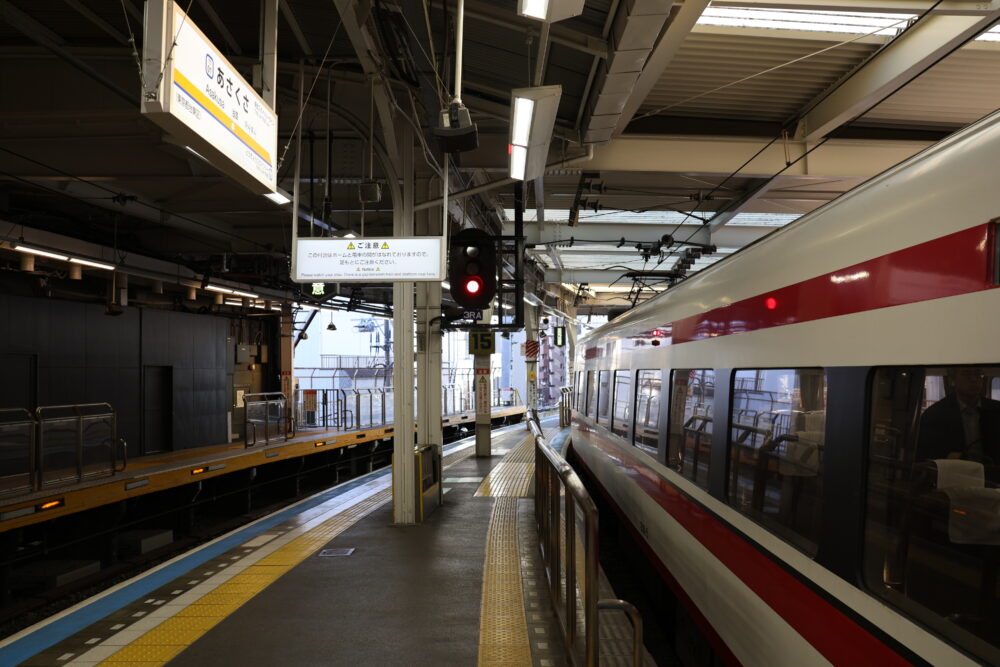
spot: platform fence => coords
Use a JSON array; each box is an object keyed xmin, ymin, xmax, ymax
[
  {"xmin": 243, "ymin": 392, "xmax": 295, "ymax": 446},
  {"xmin": 294, "ymin": 367, "xmax": 521, "ymax": 430},
  {"xmin": 0, "ymin": 403, "xmax": 126, "ymax": 496},
  {"xmin": 528, "ymin": 409, "xmax": 643, "ymax": 667}
]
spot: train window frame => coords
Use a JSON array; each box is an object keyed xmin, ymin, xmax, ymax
[
  {"xmin": 668, "ymin": 368, "xmax": 715, "ymax": 490},
  {"xmin": 596, "ymin": 370, "xmax": 612, "ymax": 424},
  {"xmin": 585, "ymin": 370, "xmax": 598, "ymax": 418},
  {"xmin": 727, "ymin": 367, "xmax": 827, "ymax": 557},
  {"xmin": 863, "ymin": 364, "xmax": 1000, "ymax": 662},
  {"xmin": 633, "ymin": 369, "xmax": 661, "ymax": 454},
  {"xmin": 610, "ymin": 370, "xmax": 633, "ymax": 440}
]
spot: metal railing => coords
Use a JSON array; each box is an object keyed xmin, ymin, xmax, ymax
[
  {"xmin": 528, "ymin": 409, "xmax": 643, "ymax": 666},
  {"xmin": 0, "ymin": 403, "xmax": 126, "ymax": 496},
  {"xmin": 295, "ymin": 374, "xmax": 522, "ymax": 433},
  {"xmin": 243, "ymin": 392, "xmax": 295, "ymax": 446},
  {"xmin": 0, "ymin": 408, "xmax": 36, "ymax": 495}
]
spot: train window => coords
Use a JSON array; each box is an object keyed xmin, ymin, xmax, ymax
[
  {"xmin": 597, "ymin": 371, "xmax": 612, "ymax": 424},
  {"xmin": 634, "ymin": 370, "xmax": 661, "ymax": 453},
  {"xmin": 585, "ymin": 371, "xmax": 598, "ymax": 417},
  {"xmin": 864, "ymin": 365, "xmax": 1000, "ymax": 659},
  {"xmin": 668, "ymin": 370, "xmax": 715, "ymax": 490},
  {"xmin": 574, "ymin": 371, "xmax": 585, "ymax": 411},
  {"xmin": 728, "ymin": 368, "xmax": 826, "ymax": 555},
  {"xmin": 611, "ymin": 371, "xmax": 633, "ymax": 439}
]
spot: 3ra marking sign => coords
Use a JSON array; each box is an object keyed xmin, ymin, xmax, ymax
[{"xmin": 293, "ymin": 237, "xmax": 446, "ymax": 282}]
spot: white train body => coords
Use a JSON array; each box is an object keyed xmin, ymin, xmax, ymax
[{"xmin": 570, "ymin": 110, "xmax": 1000, "ymax": 666}]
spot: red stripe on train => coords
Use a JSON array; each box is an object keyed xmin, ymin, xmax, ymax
[
  {"xmin": 584, "ymin": 435, "xmax": 912, "ymax": 666},
  {"xmin": 663, "ymin": 223, "xmax": 995, "ymax": 344}
]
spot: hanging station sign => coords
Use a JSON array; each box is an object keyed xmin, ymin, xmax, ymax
[
  {"xmin": 141, "ymin": 0, "xmax": 277, "ymax": 194},
  {"xmin": 293, "ymin": 237, "xmax": 446, "ymax": 282}
]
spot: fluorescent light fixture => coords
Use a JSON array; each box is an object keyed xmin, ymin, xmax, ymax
[
  {"xmin": 508, "ymin": 85, "xmax": 561, "ymax": 182},
  {"xmin": 511, "ymin": 97, "xmax": 534, "ymax": 146},
  {"xmin": 231, "ymin": 289, "xmax": 259, "ymax": 299},
  {"xmin": 343, "ymin": 233, "xmax": 357, "ymax": 239},
  {"xmin": 510, "ymin": 145, "xmax": 527, "ymax": 181},
  {"xmin": 520, "ymin": 0, "xmax": 547, "ymax": 19},
  {"xmin": 442, "ymin": 281, "xmax": 451, "ymax": 289},
  {"xmin": 14, "ymin": 245, "xmax": 68, "ymax": 261},
  {"xmin": 264, "ymin": 191, "xmax": 290, "ymax": 205},
  {"xmin": 69, "ymin": 257, "xmax": 115, "ymax": 270},
  {"xmin": 224, "ymin": 299, "xmax": 242, "ymax": 306},
  {"xmin": 271, "ymin": 305, "xmax": 282, "ymax": 311},
  {"xmin": 205, "ymin": 285, "xmax": 234, "ymax": 294},
  {"xmin": 517, "ymin": 0, "xmax": 584, "ymax": 22}
]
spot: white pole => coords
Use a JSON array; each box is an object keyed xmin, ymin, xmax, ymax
[{"xmin": 453, "ymin": 0, "xmax": 464, "ymax": 104}]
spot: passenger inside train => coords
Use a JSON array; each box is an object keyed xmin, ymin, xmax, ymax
[{"xmin": 867, "ymin": 365, "xmax": 999, "ymax": 650}]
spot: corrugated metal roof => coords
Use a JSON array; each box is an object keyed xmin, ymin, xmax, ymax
[
  {"xmin": 639, "ymin": 28, "xmax": 880, "ymax": 123},
  {"xmin": 859, "ymin": 43, "xmax": 1000, "ymax": 128}
]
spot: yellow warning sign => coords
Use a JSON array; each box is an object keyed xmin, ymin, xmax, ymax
[
  {"xmin": 347, "ymin": 242, "xmax": 355, "ymax": 250},
  {"xmin": 381, "ymin": 242, "xmax": 390, "ymax": 249}
]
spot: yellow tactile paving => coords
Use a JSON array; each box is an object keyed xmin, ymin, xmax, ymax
[
  {"xmin": 101, "ymin": 643, "xmax": 186, "ymax": 662},
  {"xmin": 478, "ymin": 497, "xmax": 532, "ymax": 666},
  {"xmin": 476, "ymin": 435, "xmax": 535, "ymax": 498},
  {"xmin": 95, "ymin": 487, "xmax": 392, "ymax": 666},
  {"xmin": 86, "ymin": 445, "xmax": 485, "ymax": 667}
]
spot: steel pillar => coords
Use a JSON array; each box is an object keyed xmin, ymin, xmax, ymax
[{"xmin": 392, "ymin": 123, "xmax": 417, "ymax": 524}]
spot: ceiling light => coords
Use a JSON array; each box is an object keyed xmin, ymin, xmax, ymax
[
  {"xmin": 205, "ymin": 285, "xmax": 234, "ymax": 294},
  {"xmin": 508, "ymin": 86, "xmax": 561, "ymax": 182},
  {"xmin": 510, "ymin": 145, "xmax": 527, "ymax": 181},
  {"xmin": 14, "ymin": 245, "xmax": 68, "ymax": 261},
  {"xmin": 343, "ymin": 232, "xmax": 357, "ymax": 239},
  {"xmin": 264, "ymin": 191, "xmax": 290, "ymax": 205},
  {"xmin": 232, "ymin": 289, "xmax": 259, "ymax": 299},
  {"xmin": 517, "ymin": 0, "xmax": 584, "ymax": 22},
  {"xmin": 69, "ymin": 257, "xmax": 115, "ymax": 270},
  {"xmin": 511, "ymin": 97, "xmax": 534, "ymax": 147}
]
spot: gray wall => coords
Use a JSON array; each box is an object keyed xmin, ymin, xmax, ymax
[{"xmin": 0, "ymin": 294, "xmax": 228, "ymax": 455}]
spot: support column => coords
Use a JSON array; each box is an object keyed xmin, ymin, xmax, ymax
[
  {"xmin": 416, "ymin": 176, "xmax": 444, "ymax": 475},
  {"xmin": 392, "ymin": 122, "xmax": 417, "ymax": 524},
  {"xmin": 474, "ymin": 350, "xmax": 491, "ymax": 457},
  {"xmin": 256, "ymin": 0, "xmax": 278, "ymax": 109},
  {"xmin": 279, "ymin": 305, "xmax": 295, "ymax": 411},
  {"xmin": 525, "ymin": 304, "xmax": 539, "ymax": 412}
]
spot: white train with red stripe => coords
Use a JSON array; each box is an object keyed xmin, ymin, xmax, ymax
[{"xmin": 569, "ymin": 109, "xmax": 1000, "ymax": 666}]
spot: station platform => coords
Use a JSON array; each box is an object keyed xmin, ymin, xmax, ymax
[
  {"xmin": 2, "ymin": 414, "xmax": 652, "ymax": 667},
  {"xmin": 0, "ymin": 405, "xmax": 527, "ymax": 532}
]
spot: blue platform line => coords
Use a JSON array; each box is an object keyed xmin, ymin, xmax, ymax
[{"xmin": 0, "ymin": 426, "xmax": 516, "ymax": 665}]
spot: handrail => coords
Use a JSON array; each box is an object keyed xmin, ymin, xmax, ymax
[
  {"xmin": 529, "ymin": 409, "xmax": 644, "ymax": 667},
  {"xmin": 35, "ymin": 402, "xmax": 120, "ymax": 489},
  {"xmin": 597, "ymin": 599, "xmax": 644, "ymax": 667},
  {"xmin": 0, "ymin": 408, "xmax": 36, "ymax": 495},
  {"xmin": 242, "ymin": 392, "xmax": 294, "ymax": 446},
  {"xmin": 529, "ymin": 408, "xmax": 598, "ymax": 664}
]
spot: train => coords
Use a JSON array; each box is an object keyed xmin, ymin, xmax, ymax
[{"xmin": 568, "ymin": 108, "xmax": 1000, "ymax": 665}]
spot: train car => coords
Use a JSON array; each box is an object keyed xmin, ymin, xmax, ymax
[{"xmin": 569, "ymin": 109, "xmax": 1000, "ymax": 666}]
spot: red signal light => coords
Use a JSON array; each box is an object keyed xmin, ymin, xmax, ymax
[
  {"xmin": 465, "ymin": 277, "xmax": 482, "ymax": 295},
  {"xmin": 765, "ymin": 297, "xmax": 778, "ymax": 310}
]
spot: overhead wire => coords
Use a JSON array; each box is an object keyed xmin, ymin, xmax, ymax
[{"xmin": 656, "ymin": 0, "xmax": 963, "ymax": 282}]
